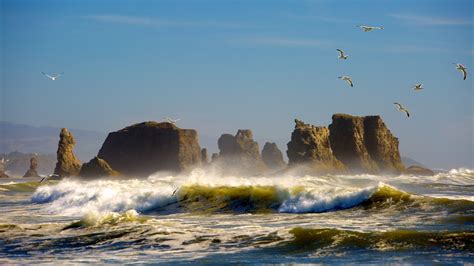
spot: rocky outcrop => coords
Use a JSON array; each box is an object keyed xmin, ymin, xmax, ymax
[
  {"xmin": 211, "ymin": 153, "xmax": 219, "ymax": 163},
  {"xmin": 54, "ymin": 128, "xmax": 82, "ymax": 177},
  {"xmin": 201, "ymin": 148, "xmax": 209, "ymax": 165},
  {"xmin": 216, "ymin": 130, "xmax": 266, "ymax": 174},
  {"xmin": 262, "ymin": 142, "xmax": 286, "ymax": 170},
  {"xmin": 97, "ymin": 122, "xmax": 201, "ymax": 176},
  {"xmin": 79, "ymin": 157, "xmax": 120, "ymax": 178},
  {"xmin": 23, "ymin": 157, "xmax": 41, "ymax": 178},
  {"xmin": 406, "ymin": 165, "xmax": 435, "ymax": 176},
  {"xmin": 329, "ymin": 114, "xmax": 404, "ymax": 174},
  {"xmin": 287, "ymin": 119, "xmax": 345, "ymax": 173},
  {"xmin": 0, "ymin": 160, "xmax": 9, "ymax": 178}
]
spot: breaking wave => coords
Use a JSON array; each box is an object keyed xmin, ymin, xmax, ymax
[{"xmin": 30, "ymin": 169, "xmax": 474, "ymax": 217}]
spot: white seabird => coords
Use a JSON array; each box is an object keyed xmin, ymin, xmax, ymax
[
  {"xmin": 413, "ymin": 83, "xmax": 423, "ymax": 91},
  {"xmin": 357, "ymin": 25, "xmax": 383, "ymax": 32},
  {"xmin": 165, "ymin": 118, "xmax": 181, "ymax": 125},
  {"xmin": 338, "ymin": 76, "xmax": 353, "ymax": 87},
  {"xmin": 336, "ymin": 49, "xmax": 348, "ymax": 60},
  {"xmin": 42, "ymin": 72, "xmax": 64, "ymax": 81},
  {"xmin": 394, "ymin": 102, "xmax": 410, "ymax": 117},
  {"xmin": 453, "ymin": 63, "xmax": 467, "ymax": 80}
]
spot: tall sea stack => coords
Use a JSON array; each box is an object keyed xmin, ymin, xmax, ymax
[
  {"xmin": 54, "ymin": 128, "xmax": 82, "ymax": 177},
  {"xmin": 23, "ymin": 157, "xmax": 41, "ymax": 178}
]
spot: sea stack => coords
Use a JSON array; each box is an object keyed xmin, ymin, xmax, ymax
[
  {"xmin": 201, "ymin": 148, "xmax": 209, "ymax": 165},
  {"xmin": 216, "ymin": 129, "xmax": 266, "ymax": 175},
  {"xmin": 23, "ymin": 157, "xmax": 41, "ymax": 178},
  {"xmin": 329, "ymin": 114, "xmax": 404, "ymax": 174},
  {"xmin": 97, "ymin": 121, "xmax": 201, "ymax": 177},
  {"xmin": 287, "ymin": 119, "xmax": 345, "ymax": 173},
  {"xmin": 54, "ymin": 128, "xmax": 82, "ymax": 177},
  {"xmin": 0, "ymin": 160, "xmax": 9, "ymax": 178},
  {"xmin": 79, "ymin": 157, "xmax": 120, "ymax": 178},
  {"xmin": 262, "ymin": 142, "xmax": 286, "ymax": 171}
]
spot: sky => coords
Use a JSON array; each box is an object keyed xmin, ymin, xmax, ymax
[{"xmin": 1, "ymin": 0, "xmax": 473, "ymax": 169}]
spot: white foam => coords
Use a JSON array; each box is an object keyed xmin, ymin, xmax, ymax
[{"xmin": 30, "ymin": 167, "xmax": 473, "ymax": 217}]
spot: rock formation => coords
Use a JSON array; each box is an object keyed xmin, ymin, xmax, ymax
[
  {"xmin": 79, "ymin": 157, "xmax": 120, "ymax": 178},
  {"xmin": 287, "ymin": 119, "xmax": 345, "ymax": 173},
  {"xmin": 97, "ymin": 122, "xmax": 201, "ymax": 176},
  {"xmin": 329, "ymin": 114, "xmax": 404, "ymax": 174},
  {"xmin": 23, "ymin": 157, "xmax": 41, "ymax": 178},
  {"xmin": 216, "ymin": 130, "xmax": 266, "ymax": 174},
  {"xmin": 0, "ymin": 160, "xmax": 9, "ymax": 178},
  {"xmin": 54, "ymin": 128, "xmax": 82, "ymax": 177},
  {"xmin": 262, "ymin": 142, "xmax": 286, "ymax": 170},
  {"xmin": 406, "ymin": 165, "xmax": 435, "ymax": 176},
  {"xmin": 201, "ymin": 148, "xmax": 209, "ymax": 165},
  {"xmin": 211, "ymin": 153, "xmax": 219, "ymax": 163}
]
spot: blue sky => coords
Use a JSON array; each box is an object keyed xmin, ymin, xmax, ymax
[{"xmin": 1, "ymin": 0, "xmax": 472, "ymax": 168}]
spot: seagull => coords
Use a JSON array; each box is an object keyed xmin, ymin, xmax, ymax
[
  {"xmin": 357, "ymin": 25, "xmax": 383, "ymax": 32},
  {"xmin": 39, "ymin": 174, "xmax": 60, "ymax": 183},
  {"xmin": 165, "ymin": 117, "xmax": 181, "ymax": 125},
  {"xmin": 336, "ymin": 49, "xmax": 348, "ymax": 60},
  {"xmin": 394, "ymin": 102, "xmax": 410, "ymax": 117},
  {"xmin": 338, "ymin": 76, "xmax": 353, "ymax": 87},
  {"xmin": 42, "ymin": 72, "xmax": 64, "ymax": 81},
  {"xmin": 453, "ymin": 63, "xmax": 467, "ymax": 80},
  {"xmin": 413, "ymin": 83, "xmax": 423, "ymax": 91}
]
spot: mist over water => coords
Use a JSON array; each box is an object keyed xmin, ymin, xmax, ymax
[{"xmin": 0, "ymin": 168, "xmax": 473, "ymax": 264}]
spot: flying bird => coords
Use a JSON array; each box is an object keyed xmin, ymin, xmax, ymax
[
  {"xmin": 413, "ymin": 83, "xmax": 423, "ymax": 91},
  {"xmin": 42, "ymin": 72, "xmax": 64, "ymax": 81},
  {"xmin": 357, "ymin": 25, "xmax": 383, "ymax": 32},
  {"xmin": 336, "ymin": 49, "xmax": 348, "ymax": 60},
  {"xmin": 338, "ymin": 76, "xmax": 353, "ymax": 87},
  {"xmin": 165, "ymin": 118, "xmax": 181, "ymax": 125},
  {"xmin": 453, "ymin": 63, "xmax": 467, "ymax": 80},
  {"xmin": 394, "ymin": 102, "xmax": 410, "ymax": 117}
]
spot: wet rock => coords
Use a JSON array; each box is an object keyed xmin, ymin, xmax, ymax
[
  {"xmin": 262, "ymin": 142, "xmax": 286, "ymax": 170},
  {"xmin": 79, "ymin": 157, "xmax": 120, "ymax": 178},
  {"xmin": 23, "ymin": 157, "xmax": 41, "ymax": 178},
  {"xmin": 287, "ymin": 119, "xmax": 345, "ymax": 173},
  {"xmin": 97, "ymin": 122, "xmax": 201, "ymax": 177},
  {"xmin": 54, "ymin": 128, "xmax": 82, "ymax": 177},
  {"xmin": 216, "ymin": 130, "xmax": 266, "ymax": 174},
  {"xmin": 406, "ymin": 165, "xmax": 435, "ymax": 176}
]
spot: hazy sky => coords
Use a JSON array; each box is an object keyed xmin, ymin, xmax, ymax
[{"xmin": 1, "ymin": 0, "xmax": 472, "ymax": 168}]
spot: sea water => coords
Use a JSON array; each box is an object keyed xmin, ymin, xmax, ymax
[{"xmin": 0, "ymin": 168, "xmax": 473, "ymax": 264}]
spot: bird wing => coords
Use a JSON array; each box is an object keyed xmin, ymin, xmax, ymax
[
  {"xmin": 336, "ymin": 49, "xmax": 344, "ymax": 56},
  {"xmin": 394, "ymin": 102, "xmax": 402, "ymax": 109},
  {"xmin": 347, "ymin": 79, "xmax": 353, "ymax": 87},
  {"xmin": 42, "ymin": 72, "xmax": 54, "ymax": 79},
  {"xmin": 461, "ymin": 68, "xmax": 467, "ymax": 80},
  {"xmin": 405, "ymin": 110, "xmax": 410, "ymax": 117}
]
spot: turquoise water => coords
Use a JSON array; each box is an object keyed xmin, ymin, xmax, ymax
[{"xmin": 0, "ymin": 168, "xmax": 473, "ymax": 264}]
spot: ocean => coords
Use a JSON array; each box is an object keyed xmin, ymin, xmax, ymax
[{"xmin": 0, "ymin": 168, "xmax": 473, "ymax": 264}]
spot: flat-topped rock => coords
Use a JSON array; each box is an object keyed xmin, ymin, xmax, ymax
[{"xmin": 97, "ymin": 121, "xmax": 201, "ymax": 177}]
